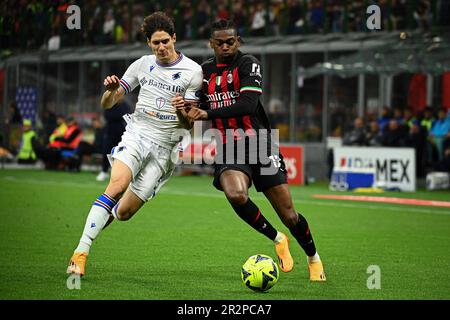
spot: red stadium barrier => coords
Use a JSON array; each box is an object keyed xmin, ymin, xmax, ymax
[{"xmin": 279, "ymin": 145, "xmax": 304, "ymax": 185}]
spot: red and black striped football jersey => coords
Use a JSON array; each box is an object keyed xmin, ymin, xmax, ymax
[{"xmin": 201, "ymin": 51, "xmax": 271, "ymax": 143}]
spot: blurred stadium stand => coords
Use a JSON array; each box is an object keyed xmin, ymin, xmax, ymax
[{"xmin": 1, "ymin": 0, "xmax": 450, "ymax": 182}]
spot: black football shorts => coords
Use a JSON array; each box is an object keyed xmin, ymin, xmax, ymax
[{"xmin": 213, "ymin": 152, "xmax": 288, "ymax": 192}]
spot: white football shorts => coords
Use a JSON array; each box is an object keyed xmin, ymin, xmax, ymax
[{"xmin": 108, "ymin": 114, "xmax": 179, "ymax": 202}]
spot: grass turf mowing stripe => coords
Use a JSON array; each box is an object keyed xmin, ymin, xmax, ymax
[
  {"xmin": 313, "ymin": 194, "xmax": 450, "ymax": 208},
  {"xmin": 1, "ymin": 170, "xmax": 450, "ymax": 299},
  {"xmin": 2, "ymin": 175, "xmax": 450, "ymax": 216}
]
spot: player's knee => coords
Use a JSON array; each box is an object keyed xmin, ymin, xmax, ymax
[
  {"xmin": 225, "ymin": 190, "xmax": 248, "ymax": 206},
  {"xmin": 115, "ymin": 207, "xmax": 133, "ymax": 221}
]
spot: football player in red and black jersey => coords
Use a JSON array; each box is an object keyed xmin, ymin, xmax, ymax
[{"xmin": 172, "ymin": 20, "xmax": 326, "ymax": 281}]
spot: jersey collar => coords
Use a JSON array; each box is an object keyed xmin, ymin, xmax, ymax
[
  {"xmin": 156, "ymin": 52, "xmax": 183, "ymax": 68},
  {"xmin": 215, "ymin": 50, "xmax": 242, "ymax": 67}
]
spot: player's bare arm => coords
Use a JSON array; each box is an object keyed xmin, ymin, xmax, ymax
[
  {"xmin": 101, "ymin": 75, "xmax": 125, "ymax": 109},
  {"xmin": 176, "ymin": 107, "xmax": 194, "ymax": 130}
]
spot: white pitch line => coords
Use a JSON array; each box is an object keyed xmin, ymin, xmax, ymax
[{"xmin": 1, "ymin": 176, "xmax": 450, "ymax": 216}]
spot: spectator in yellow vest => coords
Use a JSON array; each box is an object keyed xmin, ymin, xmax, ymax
[
  {"xmin": 17, "ymin": 119, "xmax": 40, "ymax": 164},
  {"xmin": 48, "ymin": 115, "xmax": 68, "ymax": 148},
  {"xmin": 420, "ymin": 106, "xmax": 435, "ymax": 132}
]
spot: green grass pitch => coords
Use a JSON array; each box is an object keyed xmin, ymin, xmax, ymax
[{"xmin": 0, "ymin": 169, "xmax": 449, "ymax": 300}]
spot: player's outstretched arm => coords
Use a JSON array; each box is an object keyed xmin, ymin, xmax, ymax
[{"xmin": 101, "ymin": 75, "xmax": 125, "ymax": 109}]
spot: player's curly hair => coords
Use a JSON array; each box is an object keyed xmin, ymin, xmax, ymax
[
  {"xmin": 141, "ymin": 12, "xmax": 175, "ymax": 39},
  {"xmin": 210, "ymin": 19, "xmax": 237, "ymax": 37}
]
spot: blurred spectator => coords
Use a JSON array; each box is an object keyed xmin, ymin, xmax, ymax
[
  {"xmin": 381, "ymin": 119, "xmax": 407, "ymax": 147},
  {"xmin": 197, "ymin": 0, "xmax": 212, "ymax": 39},
  {"xmin": 392, "ymin": 0, "xmax": 407, "ymax": 30},
  {"xmin": 180, "ymin": 0, "xmax": 193, "ymax": 39},
  {"xmin": 17, "ymin": 119, "xmax": 40, "ymax": 164},
  {"xmin": 102, "ymin": 9, "xmax": 116, "ymax": 45},
  {"xmin": 41, "ymin": 108, "xmax": 58, "ymax": 143},
  {"xmin": 131, "ymin": 3, "xmax": 145, "ymax": 43},
  {"xmin": 41, "ymin": 117, "xmax": 82, "ymax": 170},
  {"xmin": 74, "ymin": 117, "xmax": 104, "ymax": 172},
  {"xmin": 287, "ymin": 0, "xmax": 304, "ymax": 35},
  {"xmin": 250, "ymin": 2, "xmax": 266, "ymax": 37},
  {"xmin": 216, "ymin": 1, "xmax": 230, "ymax": 21},
  {"xmin": 443, "ymin": 131, "xmax": 450, "ymax": 156},
  {"xmin": 343, "ymin": 117, "xmax": 366, "ymax": 146},
  {"xmin": 5, "ymin": 101, "xmax": 23, "ymax": 155},
  {"xmin": 269, "ymin": 0, "xmax": 283, "ymax": 36},
  {"xmin": 433, "ymin": 145, "xmax": 450, "ymax": 173},
  {"xmin": 377, "ymin": 106, "xmax": 392, "ymax": 132},
  {"xmin": 7, "ymin": 101, "xmax": 22, "ymax": 125},
  {"xmin": 428, "ymin": 108, "xmax": 450, "ymax": 161},
  {"xmin": 347, "ymin": 0, "xmax": 364, "ymax": 32},
  {"xmin": 414, "ymin": 0, "xmax": 432, "ymax": 31},
  {"xmin": 435, "ymin": 148, "xmax": 450, "ymax": 172},
  {"xmin": 434, "ymin": 132, "xmax": 450, "ymax": 172},
  {"xmin": 309, "ymin": 0, "xmax": 325, "ymax": 33},
  {"xmin": 231, "ymin": 0, "xmax": 246, "ymax": 36},
  {"xmin": 365, "ymin": 120, "xmax": 383, "ymax": 147},
  {"xmin": 48, "ymin": 115, "xmax": 68, "ymax": 148},
  {"xmin": 393, "ymin": 107, "xmax": 404, "ymax": 124},
  {"xmin": 405, "ymin": 122, "xmax": 428, "ymax": 177},
  {"xmin": 115, "ymin": 4, "xmax": 130, "ymax": 43},
  {"xmin": 403, "ymin": 108, "xmax": 417, "ymax": 128},
  {"xmin": 328, "ymin": 1, "xmax": 343, "ymax": 33},
  {"xmin": 1, "ymin": 0, "xmax": 444, "ymax": 51},
  {"xmin": 420, "ymin": 106, "xmax": 435, "ymax": 132}
]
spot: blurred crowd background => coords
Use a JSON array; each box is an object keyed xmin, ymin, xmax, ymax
[
  {"xmin": 2, "ymin": 0, "xmax": 450, "ymax": 54},
  {"xmin": 1, "ymin": 0, "xmax": 449, "ymax": 182}
]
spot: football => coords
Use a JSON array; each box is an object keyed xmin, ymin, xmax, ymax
[{"xmin": 241, "ymin": 254, "xmax": 279, "ymax": 291}]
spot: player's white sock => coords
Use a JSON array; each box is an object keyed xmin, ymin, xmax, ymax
[
  {"xmin": 308, "ymin": 252, "xmax": 321, "ymax": 263},
  {"xmin": 75, "ymin": 193, "xmax": 117, "ymax": 254},
  {"xmin": 273, "ymin": 232, "xmax": 285, "ymax": 244}
]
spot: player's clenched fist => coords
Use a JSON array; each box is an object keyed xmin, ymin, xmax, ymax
[
  {"xmin": 171, "ymin": 93, "xmax": 185, "ymax": 110},
  {"xmin": 187, "ymin": 107, "xmax": 208, "ymax": 121},
  {"xmin": 104, "ymin": 75, "xmax": 120, "ymax": 91}
]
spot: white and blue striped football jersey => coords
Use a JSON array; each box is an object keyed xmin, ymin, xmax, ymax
[{"xmin": 119, "ymin": 53, "xmax": 202, "ymax": 149}]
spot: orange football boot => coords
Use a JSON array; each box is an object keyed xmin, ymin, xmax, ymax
[
  {"xmin": 66, "ymin": 252, "xmax": 88, "ymax": 276},
  {"xmin": 274, "ymin": 232, "xmax": 294, "ymax": 272},
  {"xmin": 308, "ymin": 260, "xmax": 326, "ymax": 281}
]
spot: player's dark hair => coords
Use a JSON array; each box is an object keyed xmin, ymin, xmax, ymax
[
  {"xmin": 141, "ymin": 12, "xmax": 175, "ymax": 39},
  {"xmin": 210, "ymin": 19, "xmax": 237, "ymax": 37}
]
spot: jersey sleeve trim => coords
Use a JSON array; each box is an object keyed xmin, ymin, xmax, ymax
[
  {"xmin": 240, "ymin": 86, "xmax": 262, "ymax": 93},
  {"xmin": 119, "ymin": 79, "xmax": 132, "ymax": 94}
]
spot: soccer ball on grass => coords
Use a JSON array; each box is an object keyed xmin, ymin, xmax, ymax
[{"xmin": 241, "ymin": 254, "xmax": 279, "ymax": 291}]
